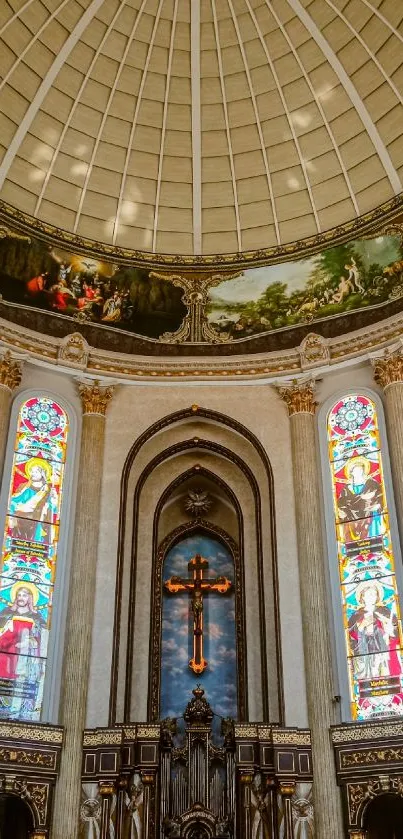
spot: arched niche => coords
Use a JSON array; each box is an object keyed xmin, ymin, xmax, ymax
[
  {"xmin": 110, "ymin": 407, "xmax": 282, "ymax": 726},
  {"xmin": 363, "ymin": 793, "xmax": 403, "ymax": 839},
  {"xmin": 0, "ymin": 793, "xmax": 34, "ymax": 838}
]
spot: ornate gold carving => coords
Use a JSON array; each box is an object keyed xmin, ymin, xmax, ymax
[
  {"xmin": 151, "ymin": 271, "xmax": 241, "ymax": 344},
  {"xmin": 332, "ymin": 720, "xmax": 403, "ymax": 743},
  {"xmin": 0, "ymin": 350, "xmax": 22, "ymax": 391},
  {"xmin": 83, "ymin": 729, "xmax": 122, "ymax": 747},
  {"xmin": 373, "ymin": 347, "xmax": 403, "ymax": 389},
  {"xmin": 347, "ymin": 779, "xmax": 380, "ymax": 823},
  {"xmin": 0, "ymin": 224, "xmax": 30, "ymax": 243},
  {"xmin": 98, "ymin": 781, "xmax": 115, "ymax": 796},
  {"xmin": 140, "ymin": 771, "xmax": 156, "ymax": 784},
  {"xmin": 0, "ymin": 747, "xmax": 54, "ymax": 768},
  {"xmin": 137, "ymin": 726, "xmax": 160, "ymax": 739},
  {"xmin": 58, "ymin": 332, "xmax": 89, "ymax": 368},
  {"xmin": 0, "ymin": 722, "xmax": 63, "ymax": 744},
  {"xmin": 234, "ymin": 725, "xmax": 258, "ymax": 738},
  {"xmin": 341, "ymin": 746, "xmax": 403, "ymax": 768},
  {"xmin": 78, "ymin": 380, "xmax": 114, "ymax": 415},
  {"xmin": 239, "ymin": 772, "xmax": 254, "ymax": 785},
  {"xmin": 279, "ymin": 781, "xmax": 296, "ymax": 796},
  {"xmin": 349, "ymin": 832, "xmax": 365, "ymax": 839},
  {"xmin": 28, "ymin": 782, "xmax": 48, "ymax": 823},
  {"xmin": 277, "ymin": 380, "xmax": 317, "ymax": 416},
  {"xmin": 299, "ymin": 333, "xmax": 330, "ymax": 370},
  {"xmin": 272, "ymin": 730, "xmax": 311, "ymax": 746}
]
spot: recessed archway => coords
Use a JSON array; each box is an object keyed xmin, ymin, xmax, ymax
[
  {"xmin": 363, "ymin": 793, "xmax": 403, "ymax": 839},
  {"xmin": 0, "ymin": 793, "xmax": 34, "ymax": 839}
]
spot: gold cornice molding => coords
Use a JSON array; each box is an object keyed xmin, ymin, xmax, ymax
[
  {"xmin": 372, "ymin": 347, "xmax": 403, "ymax": 389},
  {"xmin": 0, "ymin": 196, "xmax": 402, "ymax": 270},
  {"xmin": 0, "ymin": 350, "xmax": 22, "ymax": 391},
  {"xmin": 277, "ymin": 379, "xmax": 317, "ymax": 416},
  {"xmin": 78, "ymin": 380, "xmax": 114, "ymax": 416},
  {"xmin": 1, "ymin": 310, "xmax": 403, "ymax": 382}
]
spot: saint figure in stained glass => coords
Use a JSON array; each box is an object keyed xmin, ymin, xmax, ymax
[
  {"xmin": 0, "ymin": 396, "xmax": 69, "ymax": 721},
  {"xmin": 327, "ymin": 393, "xmax": 403, "ymax": 720}
]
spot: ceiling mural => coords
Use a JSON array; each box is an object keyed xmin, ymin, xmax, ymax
[
  {"xmin": 0, "ymin": 228, "xmax": 402, "ymax": 346},
  {"xmin": 0, "ymin": 232, "xmax": 186, "ymax": 341},
  {"xmin": 207, "ymin": 234, "xmax": 403, "ymax": 340}
]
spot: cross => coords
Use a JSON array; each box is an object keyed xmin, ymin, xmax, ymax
[{"xmin": 164, "ymin": 553, "xmax": 232, "ymax": 674}]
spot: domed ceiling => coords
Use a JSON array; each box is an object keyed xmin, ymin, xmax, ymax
[{"xmin": 0, "ymin": 0, "xmax": 402, "ymax": 259}]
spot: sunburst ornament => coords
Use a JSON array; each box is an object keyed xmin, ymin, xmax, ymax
[{"xmin": 185, "ymin": 489, "xmax": 212, "ymax": 517}]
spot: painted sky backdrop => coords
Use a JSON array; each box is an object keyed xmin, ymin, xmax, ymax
[{"xmin": 160, "ymin": 534, "xmax": 237, "ymax": 721}]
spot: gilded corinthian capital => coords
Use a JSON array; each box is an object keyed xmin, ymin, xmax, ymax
[
  {"xmin": 78, "ymin": 380, "xmax": 114, "ymax": 415},
  {"xmin": 372, "ymin": 348, "xmax": 403, "ymax": 390},
  {"xmin": 0, "ymin": 350, "xmax": 22, "ymax": 391},
  {"xmin": 277, "ymin": 379, "xmax": 317, "ymax": 416}
]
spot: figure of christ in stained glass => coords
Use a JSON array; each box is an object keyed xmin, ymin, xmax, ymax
[
  {"xmin": 327, "ymin": 394, "xmax": 403, "ymax": 720},
  {"xmin": 0, "ymin": 397, "xmax": 68, "ymax": 721}
]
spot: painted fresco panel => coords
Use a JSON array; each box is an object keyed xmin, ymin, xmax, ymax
[
  {"xmin": 0, "ymin": 231, "xmax": 402, "ymax": 342},
  {"xmin": 160, "ymin": 533, "xmax": 237, "ymax": 720}
]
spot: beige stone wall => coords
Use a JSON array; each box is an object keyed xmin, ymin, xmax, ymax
[{"xmin": 87, "ymin": 383, "xmax": 308, "ymax": 728}]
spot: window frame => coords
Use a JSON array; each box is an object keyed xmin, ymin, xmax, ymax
[
  {"xmin": 0, "ymin": 388, "xmax": 78, "ymax": 723},
  {"xmin": 318, "ymin": 386, "xmax": 403, "ymax": 722}
]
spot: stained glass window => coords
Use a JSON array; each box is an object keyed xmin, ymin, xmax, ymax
[
  {"xmin": 327, "ymin": 394, "xmax": 403, "ymax": 720},
  {"xmin": 0, "ymin": 396, "xmax": 69, "ymax": 721}
]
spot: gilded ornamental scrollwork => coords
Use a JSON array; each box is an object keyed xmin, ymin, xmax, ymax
[
  {"xmin": 78, "ymin": 379, "xmax": 114, "ymax": 416},
  {"xmin": 277, "ymin": 379, "xmax": 317, "ymax": 416},
  {"xmin": 0, "ymin": 349, "xmax": 22, "ymax": 391},
  {"xmin": 372, "ymin": 346, "xmax": 403, "ymax": 389}
]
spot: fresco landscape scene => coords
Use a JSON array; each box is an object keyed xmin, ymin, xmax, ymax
[
  {"xmin": 0, "ymin": 234, "xmax": 185, "ymax": 340},
  {"xmin": 0, "ymin": 231, "xmax": 402, "ymax": 342},
  {"xmin": 208, "ymin": 234, "xmax": 403, "ymax": 339}
]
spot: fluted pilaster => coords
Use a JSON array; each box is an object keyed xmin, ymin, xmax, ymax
[
  {"xmin": 52, "ymin": 380, "xmax": 114, "ymax": 839},
  {"xmin": 373, "ymin": 348, "xmax": 403, "ymax": 543},
  {"xmin": 278, "ymin": 379, "xmax": 344, "ymax": 839},
  {"xmin": 0, "ymin": 350, "xmax": 22, "ymax": 483}
]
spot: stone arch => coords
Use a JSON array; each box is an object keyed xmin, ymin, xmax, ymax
[{"xmin": 109, "ymin": 406, "xmax": 282, "ymax": 726}]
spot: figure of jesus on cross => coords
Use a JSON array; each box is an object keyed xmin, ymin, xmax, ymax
[{"xmin": 164, "ymin": 553, "xmax": 232, "ymax": 674}]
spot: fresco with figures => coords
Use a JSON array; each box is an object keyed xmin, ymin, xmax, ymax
[
  {"xmin": 0, "ymin": 233, "xmax": 185, "ymax": 340},
  {"xmin": 208, "ymin": 234, "xmax": 403, "ymax": 339},
  {"xmin": 160, "ymin": 533, "xmax": 237, "ymax": 723},
  {"xmin": 0, "ymin": 230, "xmax": 402, "ymax": 343}
]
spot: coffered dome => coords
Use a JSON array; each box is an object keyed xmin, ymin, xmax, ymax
[{"xmin": 0, "ymin": 0, "xmax": 402, "ymax": 257}]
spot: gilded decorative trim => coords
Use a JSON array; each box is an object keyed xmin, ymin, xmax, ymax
[
  {"xmin": 0, "ymin": 196, "xmax": 402, "ymax": 269},
  {"xmin": 332, "ymin": 720, "xmax": 403, "ymax": 743},
  {"xmin": 272, "ymin": 730, "xmax": 311, "ymax": 746},
  {"xmin": 0, "ymin": 350, "xmax": 22, "ymax": 391},
  {"xmin": 0, "ymin": 747, "xmax": 54, "ymax": 768},
  {"xmin": 78, "ymin": 380, "xmax": 114, "ymax": 416},
  {"xmin": 0, "ymin": 722, "xmax": 63, "ymax": 744},
  {"xmin": 372, "ymin": 347, "xmax": 403, "ymax": 389},
  {"xmin": 341, "ymin": 746, "xmax": 403, "ymax": 768},
  {"xmin": 83, "ymin": 730, "xmax": 123, "ymax": 747},
  {"xmin": 277, "ymin": 380, "xmax": 317, "ymax": 416}
]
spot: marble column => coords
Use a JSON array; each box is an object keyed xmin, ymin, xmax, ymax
[
  {"xmin": 0, "ymin": 350, "xmax": 22, "ymax": 483},
  {"xmin": 278, "ymin": 380, "xmax": 344, "ymax": 839},
  {"xmin": 52, "ymin": 380, "xmax": 114, "ymax": 839},
  {"xmin": 372, "ymin": 348, "xmax": 403, "ymax": 542}
]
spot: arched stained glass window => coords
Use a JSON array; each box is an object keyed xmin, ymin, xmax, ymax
[
  {"xmin": 327, "ymin": 394, "xmax": 403, "ymax": 720},
  {"xmin": 0, "ymin": 396, "xmax": 69, "ymax": 721}
]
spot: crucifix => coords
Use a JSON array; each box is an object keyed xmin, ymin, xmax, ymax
[{"xmin": 164, "ymin": 553, "xmax": 232, "ymax": 674}]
